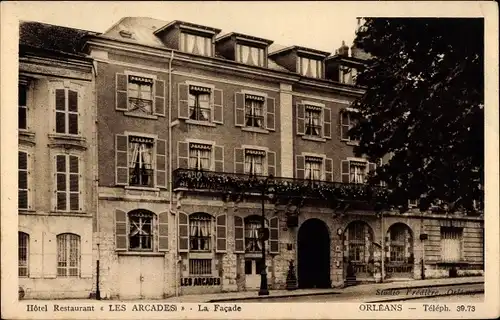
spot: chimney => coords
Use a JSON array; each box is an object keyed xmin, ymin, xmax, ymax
[{"xmin": 337, "ymin": 41, "xmax": 349, "ymax": 57}]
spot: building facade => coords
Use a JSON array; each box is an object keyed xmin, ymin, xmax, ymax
[
  {"xmin": 18, "ymin": 18, "xmax": 484, "ymax": 300},
  {"xmin": 17, "ymin": 22, "xmax": 97, "ymax": 299}
]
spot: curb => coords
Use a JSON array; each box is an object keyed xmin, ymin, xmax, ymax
[
  {"xmin": 205, "ymin": 280, "xmax": 484, "ymax": 303},
  {"xmin": 366, "ymin": 289, "xmax": 484, "ymax": 303},
  {"xmin": 207, "ymin": 291, "xmax": 341, "ymax": 303}
]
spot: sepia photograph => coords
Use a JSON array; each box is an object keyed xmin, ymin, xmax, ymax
[{"xmin": 1, "ymin": 1, "xmax": 498, "ymax": 319}]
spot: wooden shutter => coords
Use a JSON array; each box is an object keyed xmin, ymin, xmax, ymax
[
  {"xmin": 213, "ymin": 88, "xmax": 223, "ymax": 124},
  {"xmin": 154, "ymin": 79, "xmax": 166, "ymax": 116},
  {"xmin": 116, "ymin": 73, "xmax": 128, "ymax": 111},
  {"xmin": 55, "ymin": 155, "xmax": 67, "ymax": 211},
  {"xmin": 68, "ymin": 90, "xmax": 79, "ymax": 135},
  {"xmin": 341, "ymin": 160, "xmax": 350, "ymax": 183},
  {"xmin": 234, "ymin": 216, "xmax": 244, "ymax": 253},
  {"xmin": 18, "ymin": 151, "xmax": 29, "ymax": 210},
  {"xmin": 115, "ymin": 209, "xmax": 127, "ymax": 251},
  {"xmin": 115, "ymin": 134, "xmax": 129, "ymax": 185},
  {"xmin": 178, "ymin": 83, "xmax": 189, "ymax": 119},
  {"xmin": 234, "ymin": 92, "xmax": 245, "ymax": 127},
  {"xmin": 156, "ymin": 139, "xmax": 167, "ymax": 188},
  {"xmin": 234, "ymin": 148, "xmax": 244, "ymax": 174},
  {"xmin": 270, "ymin": 216, "xmax": 279, "ymax": 254},
  {"xmin": 158, "ymin": 211, "xmax": 168, "ymax": 251},
  {"xmin": 55, "ymin": 89, "xmax": 66, "ymax": 133},
  {"xmin": 325, "ymin": 158, "xmax": 333, "ymax": 182},
  {"xmin": 296, "ymin": 103, "xmax": 305, "ymax": 135},
  {"xmin": 296, "ymin": 155, "xmax": 305, "ymax": 179},
  {"xmin": 177, "ymin": 141, "xmax": 189, "ymax": 169},
  {"xmin": 267, "ymin": 151, "xmax": 276, "ymax": 177},
  {"xmin": 216, "ymin": 214, "xmax": 227, "ymax": 252},
  {"xmin": 178, "ymin": 212, "xmax": 189, "ymax": 252},
  {"xmin": 214, "ymin": 145, "xmax": 224, "ymax": 172},
  {"xmin": 323, "ymin": 106, "xmax": 331, "ymax": 139},
  {"xmin": 340, "ymin": 111, "xmax": 350, "ymax": 140},
  {"xmin": 266, "ymin": 97, "xmax": 275, "ymax": 131},
  {"xmin": 69, "ymin": 155, "xmax": 80, "ymax": 211}
]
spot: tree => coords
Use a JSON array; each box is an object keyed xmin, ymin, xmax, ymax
[{"xmin": 350, "ymin": 18, "xmax": 484, "ymax": 213}]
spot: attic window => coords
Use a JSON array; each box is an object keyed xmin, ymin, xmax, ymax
[{"xmin": 119, "ymin": 30, "xmax": 133, "ymax": 39}]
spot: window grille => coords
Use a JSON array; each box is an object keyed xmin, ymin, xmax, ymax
[
  {"xmin": 189, "ymin": 259, "xmax": 212, "ymax": 275},
  {"xmin": 18, "ymin": 232, "xmax": 29, "ymax": 277},
  {"xmin": 57, "ymin": 233, "xmax": 80, "ymax": 277}
]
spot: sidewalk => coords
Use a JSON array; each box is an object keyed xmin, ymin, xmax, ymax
[{"xmin": 163, "ymin": 276, "xmax": 484, "ymax": 302}]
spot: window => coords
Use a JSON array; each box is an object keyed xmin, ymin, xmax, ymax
[
  {"xmin": 341, "ymin": 112, "xmax": 355, "ymax": 141},
  {"xmin": 189, "ymin": 143, "xmax": 212, "ymax": 171},
  {"xmin": 180, "ymin": 32, "xmax": 212, "ymax": 56},
  {"xmin": 388, "ymin": 224, "xmax": 412, "ymax": 263},
  {"xmin": 128, "ymin": 76, "xmax": 153, "ymax": 114},
  {"xmin": 244, "ymin": 149, "xmax": 265, "ymax": 176},
  {"xmin": 19, "ymin": 232, "xmax": 29, "ymax": 277},
  {"xmin": 55, "ymin": 88, "xmax": 78, "ymax": 135},
  {"xmin": 189, "ymin": 213, "xmax": 212, "ymax": 251},
  {"xmin": 305, "ymin": 156, "xmax": 322, "ymax": 180},
  {"xmin": 19, "ymin": 84, "xmax": 27, "ymax": 130},
  {"xmin": 57, "ymin": 233, "xmax": 80, "ymax": 277},
  {"xmin": 339, "ymin": 66, "xmax": 358, "ymax": 85},
  {"xmin": 299, "ymin": 56, "xmax": 323, "ymax": 78},
  {"xmin": 55, "ymin": 154, "xmax": 80, "ymax": 212},
  {"xmin": 346, "ymin": 221, "xmax": 373, "ymax": 263},
  {"xmin": 236, "ymin": 44, "xmax": 265, "ymax": 67},
  {"xmin": 189, "ymin": 86, "xmax": 211, "ymax": 121},
  {"xmin": 128, "ymin": 136, "xmax": 154, "ymax": 187},
  {"xmin": 18, "ymin": 151, "xmax": 29, "ymax": 210},
  {"xmin": 245, "ymin": 94, "xmax": 265, "ymax": 128},
  {"xmin": 189, "ymin": 259, "xmax": 212, "ymax": 275},
  {"xmin": 350, "ymin": 161, "xmax": 367, "ymax": 184},
  {"xmin": 305, "ymin": 105, "xmax": 322, "ymax": 136},
  {"xmin": 129, "ymin": 211, "xmax": 153, "ymax": 250},
  {"xmin": 245, "ymin": 216, "xmax": 264, "ymax": 252},
  {"xmin": 441, "ymin": 227, "xmax": 463, "ymax": 262}
]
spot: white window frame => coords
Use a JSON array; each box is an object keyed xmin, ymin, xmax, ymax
[
  {"xmin": 123, "ymin": 131, "xmax": 159, "ymax": 188},
  {"xmin": 56, "ymin": 233, "xmax": 81, "ymax": 277},
  {"xmin": 186, "ymin": 139, "xmax": 215, "ymax": 171},
  {"xmin": 347, "ymin": 157, "xmax": 368, "ymax": 184},
  {"xmin": 54, "ymin": 153, "xmax": 83, "ymax": 213},
  {"xmin": 50, "ymin": 81, "xmax": 82, "ymax": 137},
  {"xmin": 180, "ymin": 32, "xmax": 213, "ymax": 57},
  {"xmin": 236, "ymin": 43, "xmax": 266, "ymax": 67},
  {"xmin": 302, "ymin": 152, "xmax": 326, "ymax": 181}
]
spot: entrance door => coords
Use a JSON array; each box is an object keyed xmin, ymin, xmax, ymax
[
  {"xmin": 245, "ymin": 258, "xmax": 261, "ymax": 290},
  {"xmin": 297, "ymin": 219, "xmax": 331, "ymax": 288},
  {"xmin": 118, "ymin": 256, "xmax": 165, "ymax": 299}
]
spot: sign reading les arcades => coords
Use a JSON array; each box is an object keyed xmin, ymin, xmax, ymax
[{"xmin": 181, "ymin": 277, "xmax": 221, "ymax": 286}]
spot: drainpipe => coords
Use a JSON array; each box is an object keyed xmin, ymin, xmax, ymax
[
  {"xmin": 92, "ymin": 61, "xmax": 101, "ymax": 300},
  {"xmin": 166, "ymin": 50, "xmax": 179, "ymax": 297}
]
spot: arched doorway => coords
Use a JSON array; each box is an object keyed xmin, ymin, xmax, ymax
[
  {"xmin": 297, "ymin": 219, "xmax": 330, "ymax": 288},
  {"xmin": 385, "ymin": 223, "xmax": 414, "ymax": 279},
  {"xmin": 344, "ymin": 221, "xmax": 374, "ymax": 281}
]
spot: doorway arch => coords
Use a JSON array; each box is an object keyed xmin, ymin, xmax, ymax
[{"xmin": 297, "ymin": 218, "xmax": 331, "ymax": 288}]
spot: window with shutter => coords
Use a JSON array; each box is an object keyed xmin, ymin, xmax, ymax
[
  {"xmin": 55, "ymin": 154, "xmax": 81, "ymax": 212},
  {"xmin": 18, "ymin": 151, "xmax": 29, "ymax": 210},
  {"xmin": 189, "ymin": 213, "xmax": 213, "ymax": 251},
  {"xmin": 128, "ymin": 210, "xmax": 153, "ymax": 251},
  {"xmin": 54, "ymin": 88, "xmax": 79, "ymax": 135},
  {"xmin": 216, "ymin": 214, "xmax": 227, "ymax": 252},
  {"xmin": 244, "ymin": 94, "xmax": 265, "ymax": 128},
  {"xmin": 244, "ymin": 149, "xmax": 265, "ymax": 176},
  {"xmin": 158, "ymin": 211, "xmax": 169, "ymax": 251},
  {"xmin": 304, "ymin": 156, "xmax": 323, "ymax": 180},
  {"xmin": 441, "ymin": 227, "xmax": 463, "ymax": 262},
  {"xmin": 305, "ymin": 105, "xmax": 322, "ymax": 137},
  {"xmin": 234, "ymin": 216, "xmax": 245, "ymax": 253},
  {"xmin": 127, "ymin": 76, "xmax": 153, "ymax": 115},
  {"xmin": 115, "ymin": 209, "xmax": 128, "ymax": 251},
  {"xmin": 178, "ymin": 212, "xmax": 189, "ymax": 252},
  {"xmin": 189, "ymin": 143, "xmax": 213, "ymax": 171}
]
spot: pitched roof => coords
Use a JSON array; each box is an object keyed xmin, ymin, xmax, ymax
[
  {"xmin": 19, "ymin": 21, "xmax": 98, "ymax": 56},
  {"xmin": 102, "ymin": 16, "xmax": 170, "ymax": 47}
]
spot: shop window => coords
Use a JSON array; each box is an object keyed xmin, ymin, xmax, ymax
[{"xmin": 57, "ymin": 233, "xmax": 80, "ymax": 277}]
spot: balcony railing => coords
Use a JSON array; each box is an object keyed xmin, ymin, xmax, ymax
[{"xmin": 172, "ymin": 168, "xmax": 390, "ymax": 205}]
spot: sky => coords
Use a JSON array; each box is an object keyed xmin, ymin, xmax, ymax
[{"xmin": 4, "ymin": 1, "xmax": 361, "ymax": 54}]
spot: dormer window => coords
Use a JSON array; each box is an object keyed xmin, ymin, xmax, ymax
[
  {"xmin": 298, "ymin": 56, "xmax": 323, "ymax": 78},
  {"xmin": 339, "ymin": 66, "xmax": 358, "ymax": 85},
  {"xmin": 180, "ymin": 32, "xmax": 212, "ymax": 57},
  {"xmin": 236, "ymin": 44, "xmax": 265, "ymax": 67}
]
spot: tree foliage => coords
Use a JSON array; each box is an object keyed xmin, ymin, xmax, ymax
[{"xmin": 350, "ymin": 18, "xmax": 484, "ymax": 213}]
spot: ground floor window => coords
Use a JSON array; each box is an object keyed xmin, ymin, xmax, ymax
[
  {"xmin": 57, "ymin": 233, "xmax": 80, "ymax": 277},
  {"xmin": 189, "ymin": 213, "xmax": 212, "ymax": 251},
  {"xmin": 189, "ymin": 259, "xmax": 212, "ymax": 275},
  {"xmin": 19, "ymin": 232, "xmax": 29, "ymax": 277},
  {"xmin": 441, "ymin": 227, "xmax": 463, "ymax": 262},
  {"xmin": 129, "ymin": 211, "xmax": 153, "ymax": 250}
]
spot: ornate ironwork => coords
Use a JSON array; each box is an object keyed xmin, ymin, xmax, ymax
[{"xmin": 172, "ymin": 168, "xmax": 391, "ymax": 207}]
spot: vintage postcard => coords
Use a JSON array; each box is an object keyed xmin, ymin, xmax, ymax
[{"xmin": 1, "ymin": 1, "xmax": 498, "ymax": 319}]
